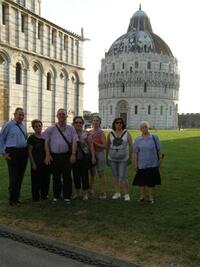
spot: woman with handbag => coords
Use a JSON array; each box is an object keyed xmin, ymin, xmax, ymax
[
  {"xmin": 132, "ymin": 121, "xmax": 163, "ymax": 204},
  {"xmin": 72, "ymin": 116, "xmax": 96, "ymax": 200}
]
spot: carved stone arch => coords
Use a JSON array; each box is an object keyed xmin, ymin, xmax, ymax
[
  {"xmin": 68, "ymin": 71, "xmax": 80, "ymax": 116},
  {"xmin": 116, "ymin": 99, "xmax": 129, "ymax": 125},
  {"xmin": 0, "ymin": 49, "xmax": 11, "ymax": 65},
  {"xmin": 59, "ymin": 68, "xmax": 69, "ymax": 80},
  {"xmin": 48, "ymin": 64, "xmax": 57, "ymax": 78},
  {"xmin": 12, "ymin": 53, "xmax": 29, "ymax": 70},
  {"xmin": 30, "ymin": 59, "xmax": 44, "ymax": 74}
]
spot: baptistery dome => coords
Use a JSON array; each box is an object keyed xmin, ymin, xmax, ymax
[
  {"xmin": 98, "ymin": 6, "xmax": 179, "ymax": 129},
  {"xmin": 108, "ymin": 7, "xmax": 173, "ymax": 57}
]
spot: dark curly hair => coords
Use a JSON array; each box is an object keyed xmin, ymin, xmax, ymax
[
  {"xmin": 112, "ymin": 117, "xmax": 126, "ymax": 131},
  {"xmin": 73, "ymin": 116, "xmax": 84, "ymax": 125}
]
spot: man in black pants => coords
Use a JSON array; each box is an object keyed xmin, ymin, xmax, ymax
[
  {"xmin": 43, "ymin": 108, "xmax": 78, "ymax": 204},
  {"xmin": 0, "ymin": 107, "xmax": 28, "ymax": 206}
]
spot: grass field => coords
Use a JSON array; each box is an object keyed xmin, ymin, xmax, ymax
[{"xmin": 0, "ymin": 129, "xmax": 200, "ymax": 267}]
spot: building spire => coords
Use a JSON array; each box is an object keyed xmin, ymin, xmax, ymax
[{"xmin": 139, "ymin": 4, "xmax": 141, "ymax": 10}]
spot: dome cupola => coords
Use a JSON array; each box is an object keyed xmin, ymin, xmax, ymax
[{"xmin": 108, "ymin": 5, "xmax": 172, "ymax": 57}]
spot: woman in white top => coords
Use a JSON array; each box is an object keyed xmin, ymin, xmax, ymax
[{"xmin": 107, "ymin": 118, "xmax": 132, "ymax": 201}]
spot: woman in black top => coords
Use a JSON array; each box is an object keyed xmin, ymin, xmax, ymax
[{"xmin": 27, "ymin": 119, "xmax": 50, "ymax": 201}]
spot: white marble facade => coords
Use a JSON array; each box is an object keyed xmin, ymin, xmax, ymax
[
  {"xmin": 0, "ymin": 0, "xmax": 84, "ymax": 130},
  {"xmin": 99, "ymin": 7, "xmax": 179, "ymax": 129}
]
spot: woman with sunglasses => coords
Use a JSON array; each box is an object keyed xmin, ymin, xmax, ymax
[
  {"xmin": 88, "ymin": 116, "xmax": 107, "ymax": 200},
  {"xmin": 107, "ymin": 117, "xmax": 132, "ymax": 201},
  {"xmin": 72, "ymin": 116, "xmax": 96, "ymax": 200}
]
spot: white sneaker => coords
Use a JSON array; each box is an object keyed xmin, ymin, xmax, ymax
[
  {"xmin": 64, "ymin": 198, "xmax": 71, "ymax": 204},
  {"xmin": 112, "ymin": 193, "xmax": 121, "ymax": 199},
  {"xmin": 52, "ymin": 198, "xmax": 58, "ymax": 203},
  {"xmin": 99, "ymin": 193, "xmax": 107, "ymax": 200},
  {"xmin": 124, "ymin": 194, "xmax": 130, "ymax": 201},
  {"xmin": 83, "ymin": 194, "xmax": 88, "ymax": 201}
]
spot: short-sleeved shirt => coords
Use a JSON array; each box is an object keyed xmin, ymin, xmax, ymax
[
  {"xmin": 88, "ymin": 129, "xmax": 104, "ymax": 153},
  {"xmin": 42, "ymin": 124, "xmax": 78, "ymax": 154},
  {"xmin": 133, "ymin": 134, "xmax": 161, "ymax": 169},
  {"xmin": 27, "ymin": 134, "xmax": 45, "ymax": 166}
]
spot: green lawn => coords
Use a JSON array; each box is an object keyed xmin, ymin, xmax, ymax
[{"xmin": 0, "ymin": 129, "xmax": 200, "ymax": 267}]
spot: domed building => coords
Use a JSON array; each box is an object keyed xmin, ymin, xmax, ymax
[{"xmin": 98, "ymin": 5, "xmax": 179, "ymax": 129}]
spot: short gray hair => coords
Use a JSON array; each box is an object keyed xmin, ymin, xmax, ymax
[{"xmin": 139, "ymin": 121, "xmax": 150, "ymax": 129}]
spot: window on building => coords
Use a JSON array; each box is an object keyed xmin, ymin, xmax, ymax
[
  {"xmin": 134, "ymin": 105, "xmax": 138, "ymax": 115},
  {"xmin": 21, "ymin": 14, "xmax": 25, "ymax": 32},
  {"xmin": 52, "ymin": 29, "xmax": 56, "ymax": 45},
  {"xmin": 121, "ymin": 83, "xmax": 125, "ymax": 93},
  {"xmin": 148, "ymin": 105, "xmax": 151, "ymax": 115},
  {"xmin": 112, "ymin": 63, "xmax": 115, "ymax": 71},
  {"xmin": 33, "ymin": 64, "xmax": 38, "ymax": 72},
  {"xmin": 16, "ymin": 63, "xmax": 22, "ymax": 84},
  {"xmin": 170, "ymin": 106, "xmax": 172, "ymax": 115},
  {"xmin": 130, "ymin": 66, "xmax": 133, "ymax": 72},
  {"xmin": 135, "ymin": 61, "xmax": 139, "ymax": 68},
  {"xmin": 38, "ymin": 23, "xmax": 42, "ymax": 39},
  {"xmin": 110, "ymin": 105, "xmax": 112, "ymax": 115},
  {"xmin": 47, "ymin": 72, "xmax": 51, "ymax": 90},
  {"xmin": 160, "ymin": 105, "xmax": 163, "ymax": 115},
  {"xmin": 144, "ymin": 82, "xmax": 147, "ymax": 93},
  {"xmin": 70, "ymin": 37, "xmax": 74, "ymax": 64},
  {"xmin": 60, "ymin": 72, "xmax": 64, "ymax": 79},
  {"xmin": 122, "ymin": 62, "xmax": 125, "ymax": 69},
  {"xmin": 2, "ymin": 4, "xmax": 6, "ymax": 25},
  {"xmin": 160, "ymin": 62, "xmax": 162, "ymax": 70},
  {"xmin": 76, "ymin": 40, "xmax": 79, "ymax": 65},
  {"xmin": 147, "ymin": 61, "xmax": 151, "ymax": 69}
]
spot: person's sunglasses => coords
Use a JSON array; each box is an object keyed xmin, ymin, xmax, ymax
[{"xmin": 74, "ymin": 121, "xmax": 83, "ymax": 124}]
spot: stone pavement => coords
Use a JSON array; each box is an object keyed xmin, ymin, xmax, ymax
[{"xmin": 0, "ymin": 224, "xmax": 141, "ymax": 267}]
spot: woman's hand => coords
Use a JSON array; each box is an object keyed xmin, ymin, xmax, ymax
[
  {"xmin": 70, "ymin": 154, "xmax": 76, "ymax": 164},
  {"xmin": 44, "ymin": 154, "xmax": 52, "ymax": 165},
  {"xmin": 32, "ymin": 163, "xmax": 37, "ymax": 171},
  {"xmin": 3, "ymin": 153, "xmax": 11, "ymax": 160}
]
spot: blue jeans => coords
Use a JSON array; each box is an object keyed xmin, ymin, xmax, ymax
[{"xmin": 109, "ymin": 160, "xmax": 128, "ymax": 180}]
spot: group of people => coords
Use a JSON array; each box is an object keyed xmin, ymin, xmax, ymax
[{"xmin": 0, "ymin": 107, "xmax": 163, "ymax": 206}]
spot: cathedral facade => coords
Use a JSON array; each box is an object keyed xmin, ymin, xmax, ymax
[
  {"xmin": 99, "ymin": 6, "xmax": 179, "ymax": 129},
  {"xmin": 0, "ymin": 0, "xmax": 84, "ymax": 129}
]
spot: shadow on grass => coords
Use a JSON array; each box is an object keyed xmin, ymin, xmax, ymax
[{"xmin": 0, "ymin": 135, "xmax": 200, "ymax": 267}]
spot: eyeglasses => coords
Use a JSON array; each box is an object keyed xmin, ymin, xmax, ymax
[
  {"xmin": 115, "ymin": 121, "xmax": 122, "ymax": 124},
  {"xmin": 74, "ymin": 121, "xmax": 83, "ymax": 124}
]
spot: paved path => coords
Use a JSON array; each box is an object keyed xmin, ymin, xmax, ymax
[
  {"xmin": 0, "ymin": 224, "xmax": 141, "ymax": 267},
  {"xmin": 0, "ymin": 237, "xmax": 93, "ymax": 267}
]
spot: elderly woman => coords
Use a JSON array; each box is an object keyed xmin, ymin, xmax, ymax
[
  {"xmin": 107, "ymin": 117, "xmax": 132, "ymax": 201},
  {"xmin": 132, "ymin": 121, "xmax": 162, "ymax": 204}
]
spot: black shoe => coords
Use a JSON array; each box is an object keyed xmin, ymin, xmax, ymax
[
  {"xmin": 148, "ymin": 199, "xmax": 155, "ymax": 204},
  {"xmin": 137, "ymin": 198, "xmax": 144, "ymax": 203},
  {"xmin": 9, "ymin": 201, "xmax": 20, "ymax": 207}
]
